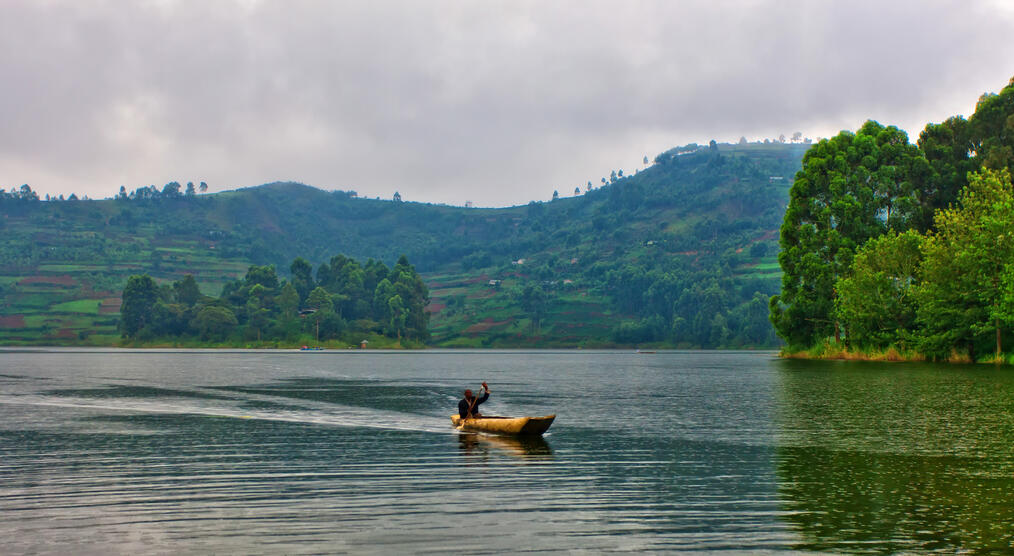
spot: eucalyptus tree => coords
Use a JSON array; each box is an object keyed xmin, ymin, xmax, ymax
[
  {"xmin": 390, "ymin": 255, "xmax": 430, "ymax": 340},
  {"xmin": 173, "ymin": 274, "xmax": 201, "ymax": 307},
  {"xmin": 119, "ymin": 274, "xmax": 159, "ymax": 337},
  {"xmin": 770, "ymin": 121, "xmax": 930, "ymax": 348},
  {"xmin": 277, "ymin": 282, "xmax": 299, "ymax": 319},
  {"xmin": 969, "ymin": 78, "xmax": 1014, "ymax": 173},
  {"xmin": 916, "ymin": 77, "xmax": 1014, "ymax": 232},
  {"xmin": 289, "ymin": 257, "xmax": 315, "ymax": 304},
  {"xmin": 917, "ymin": 116, "xmax": 976, "ymax": 231}
]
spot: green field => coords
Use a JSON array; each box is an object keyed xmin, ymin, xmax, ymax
[
  {"xmin": 0, "ymin": 230, "xmax": 253, "ymax": 344},
  {"xmin": 426, "ymin": 267, "xmax": 620, "ymax": 347},
  {"xmin": 51, "ymin": 299, "xmax": 102, "ymax": 314}
]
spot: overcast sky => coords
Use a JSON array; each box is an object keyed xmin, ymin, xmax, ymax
[{"xmin": 2, "ymin": 1, "xmax": 1014, "ymax": 207}]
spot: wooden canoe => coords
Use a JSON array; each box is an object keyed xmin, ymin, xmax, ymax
[{"xmin": 451, "ymin": 414, "xmax": 556, "ymax": 436}]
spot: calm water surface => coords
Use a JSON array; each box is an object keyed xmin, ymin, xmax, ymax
[{"xmin": 1, "ymin": 349, "xmax": 1013, "ymax": 554}]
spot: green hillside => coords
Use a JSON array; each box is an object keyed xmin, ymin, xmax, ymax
[{"xmin": 0, "ymin": 141, "xmax": 806, "ymax": 347}]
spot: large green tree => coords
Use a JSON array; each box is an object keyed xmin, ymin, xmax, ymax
[
  {"xmin": 318, "ymin": 254, "xmax": 368, "ymax": 319},
  {"xmin": 119, "ymin": 274, "xmax": 159, "ymax": 337},
  {"xmin": 917, "ymin": 116, "xmax": 976, "ymax": 230},
  {"xmin": 277, "ymin": 282, "xmax": 299, "ymax": 319},
  {"xmin": 835, "ymin": 230, "xmax": 923, "ymax": 349},
  {"xmin": 915, "ymin": 77, "xmax": 1014, "ymax": 232},
  {"xmin": 290, "ymin": 257, "xmax": 315, "ymax": 305},
  {"xmin": 244, "ymin": 264, "xmax": 279, "ymax": 291},
  {"xmin": 519, "ymin": 284, "xmax": 548, "ymax": 331},
  {"xmin": 192, "ymin": 305, "xmax": 238, "ymax": 341},
  {"xmin": 390, "ymin": 255, "xmax": 430, "ymax": 340},
  {"xmin": 914, "ymin": 169, "xmax": 1014, "ymax": 360},
  {"xmin": 173, "ymin": 274, "xmax": 202, "ymax": 307},
  {"xmin": 306, "ymin": 286, "xmax": 334, "ymax": 313},
  {"xmin": 969, "ymin": 78, "xmax": 1014, "ymax": 173},
  {"xmin": 770, "ymin": 121, "xmax": 930, "ymax": 347},
  {"xmin": 386, "ymin": 294, "xmax": 407, "ymax": 338}
]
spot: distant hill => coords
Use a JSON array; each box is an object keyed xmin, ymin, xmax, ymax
[{"xmin": 0, "ymin": 141, "xmax": 807, "ymax": 347}]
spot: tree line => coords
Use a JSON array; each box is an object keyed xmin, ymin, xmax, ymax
[
  {"xmin": 119, "ymin": 253, "xmax": 429, "ymax": 345},
  {"xmin": 0, "ymin": 184, "xmax": 41, "ymax": 203},
  {"xmin": 115, "ymin": 181, "xmax": 209, "ymax": 201},
  {"xmin": 771, "ymin": 75, "xmax": 1014, "ymax": 361},
  {"xmin": 0, "ymin": 181, "xmax": 211, "ymax": 206}
]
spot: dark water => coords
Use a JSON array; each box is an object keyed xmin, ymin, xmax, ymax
[{"xmin": 1, "ymin": 349, "xmax": 1012, "ymax": 554}]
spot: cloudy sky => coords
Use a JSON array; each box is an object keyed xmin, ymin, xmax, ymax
[{"xmin": 2, "ymin": 1, "xmax": 1014, "ymax": 207}]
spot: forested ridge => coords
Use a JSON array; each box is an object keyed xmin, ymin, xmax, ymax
[
  {"xmin": 771, "ymin": 75, "xmax": 1014, "ymax": 362},
  {"xmin": 1, "ymin": 141, "xmax": 807, "ymax": 347}
]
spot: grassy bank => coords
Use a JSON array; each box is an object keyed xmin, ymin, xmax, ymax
[{"xmin": 778, "ymin": 341, "xmax": 1014, "ymax": 364}]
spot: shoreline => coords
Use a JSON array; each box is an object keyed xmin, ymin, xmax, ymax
[{"xmin": 777, "ymin": 345, "xmax": 1014, "ymax": 365}]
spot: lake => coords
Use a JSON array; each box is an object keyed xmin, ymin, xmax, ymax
[{"xmin": 2, "ymin": 349, "xmax": 1013, "ymax": 554}]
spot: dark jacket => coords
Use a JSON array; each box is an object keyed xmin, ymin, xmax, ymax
[{"xmin": 458, "ymin": 391, "xmax": 489, "ymax": 418}]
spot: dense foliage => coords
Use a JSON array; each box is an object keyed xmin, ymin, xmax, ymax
[
  {"xmin": 773, "ymin": 76, "xmax": 1014, "ymax": 361},
  {"xmin": 770, "ymin": 121, "xmax": 932, "ymax": 346},
  {"xmin": 118, "ymin": 254, "xmax": 429, "ymax": 344}
]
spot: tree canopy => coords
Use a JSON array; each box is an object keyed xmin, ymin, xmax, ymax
[
  {"xmin": 118, "ymin": 253, "xmax": 429, "ymax": 345},
  {"xmin": 770, "ymin": 121, "xmax": 930, "ymax": 348},
  {"xmin": 774, "ymin": 75, "xmax": 1014, "ymax": 361}
]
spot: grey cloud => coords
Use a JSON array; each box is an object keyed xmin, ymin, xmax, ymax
[{"xmin": 1, "ymin": 0, "xmax": 1013, "ymax": 206}]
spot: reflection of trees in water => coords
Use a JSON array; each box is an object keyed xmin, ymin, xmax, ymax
[
  {"xmin": 775, "ymin": 360, "xmax": 1014, "ymax": 552},
  {"xmin": 778, "ymin": 446, "xmax": 1014, "ymax": 552}
]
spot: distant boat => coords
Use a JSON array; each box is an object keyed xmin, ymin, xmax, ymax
[
  {"xmin": 299, "ymin": 346, "xmax": 325, "ymax": 351},
  {"xmin": 635, "ymin": 349, "xmax": 656, "ymax": 354},
  {"xmin": 451, "ymin": 414, "xmax": 556, "ymax": 436}
]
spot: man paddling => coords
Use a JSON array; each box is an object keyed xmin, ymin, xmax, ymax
[{"xmin": 458, "ymin": 382, "xmax": 489, "ymax": 419}]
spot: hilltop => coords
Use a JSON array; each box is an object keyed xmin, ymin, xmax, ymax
[{"xmin": 0, "ymin": 141, "xmax": 807, "ymax": 347}]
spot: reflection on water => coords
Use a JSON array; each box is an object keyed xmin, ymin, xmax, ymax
[
  {"xmin": 0, "ymin": 349, "xmax": 792, "ymax": 553},
  {"xmin": 6, "ymin": 349, "xmax": 1014, "ymax": 552},
  {"xmin": 775, "ymin": 359, "xmax": 1014, "ymax": 552},
  {"xmin": 457, "ymin": 432, "xmax": 554, "ymax": 460}
]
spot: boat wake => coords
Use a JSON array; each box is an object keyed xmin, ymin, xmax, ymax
[{"xmin": 0, "ymin": 388, "xmax": 452, "ymax": 435}]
